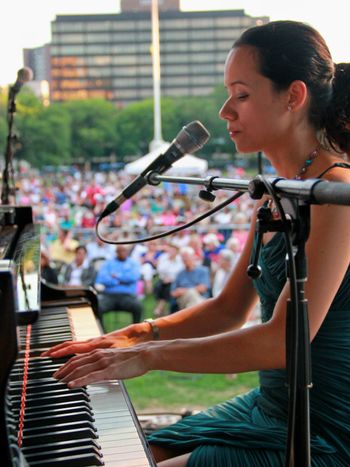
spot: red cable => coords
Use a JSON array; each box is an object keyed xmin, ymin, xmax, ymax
[{"xmin": 17, "ymin": 324, "xmax": 31, "ymax": 448}]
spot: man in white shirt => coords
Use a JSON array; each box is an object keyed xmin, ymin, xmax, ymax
[
  {"xmin": 212, "ymin": 249, "xmax": 236, "ymax": 297},
  {"xmin": 63, "ymin": 245, "xmax": 96, "ymax": 287},
  {"xmin": 154, "ymin": 242, "xmax": 184, "ymax": 316}
]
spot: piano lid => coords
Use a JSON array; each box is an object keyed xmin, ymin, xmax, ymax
[
  {"xmin": 0, "ymin": 221, "xmax": 41, "ymax": 325},
  {"xmin": 15, "ymin": 223, "xmax": 41, "ymax": 325}
]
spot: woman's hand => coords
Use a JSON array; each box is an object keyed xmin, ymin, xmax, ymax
[
  {"xmin": 53, "ymin": 344, "xmax": 151, "ymax": 388},
  {"xmin": 41, "ymin": 323, "xmax": 151, "ymax": 359}
]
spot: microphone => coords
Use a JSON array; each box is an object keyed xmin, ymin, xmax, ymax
[
  {"xmin": 99, "ymin": 120, "xmax": 210, "ymax": 220},
  {"xmin": 10, "ymin": 67, "xmax": 33, "ymax": 96}
]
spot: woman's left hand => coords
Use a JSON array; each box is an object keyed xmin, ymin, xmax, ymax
[{"xmin": 53, "ymin": 345, "xmax": 150, "ymax": 388}]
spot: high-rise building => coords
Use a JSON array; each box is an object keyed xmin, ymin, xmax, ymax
[
  {"xmin": 121, "ymin": 0, "xmax": 180, "ymax": 12},
  {"xmin": 50, "ymin": 6, "xmax": 268, "ymax": 106},
  {"xmin": 23, "ymin": 44, "xmax": 51, "ymax": 82},
  {"xmin": 23, "ymin": 44, "xmax": 51, "ymax": 104}
]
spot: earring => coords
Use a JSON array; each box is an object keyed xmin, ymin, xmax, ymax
[{"xmin": 287, "ymin": 104, "xmax": 292, "ymax": 112}]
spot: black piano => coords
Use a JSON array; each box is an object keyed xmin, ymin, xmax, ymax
[{"xmin": 0, "ymin": 206, "xmax": 156, "ymax": 466}]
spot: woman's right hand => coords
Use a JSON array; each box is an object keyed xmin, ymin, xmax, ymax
[{"xmin": 41, "ymin": 322, "xmax": 151, "ymax": 359}]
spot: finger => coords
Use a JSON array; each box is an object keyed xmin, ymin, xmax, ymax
[
  {"xmin": 60, "ymin": 361, "xmax": 100, "ymax": 385},
  {"xmin": 52, "ymin": 354, "xmax": 89, "ymax": 379},
  {"xmin": 41, "ymin": 341, "xmax": 76, "ymax": 356},
  {"xmin": 49, "ymin": 342, "xmax": 95, "ymax": 358},
  {"xmin": 66, "ymin": 369, "xmax": 111, "ymax": 388},
  {"xmin": 53, "ymin": 350, "xmax": 107, "ymax": 379}
]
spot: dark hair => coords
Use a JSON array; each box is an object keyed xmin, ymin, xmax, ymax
[
  {"xmin": 234, "ymin": 21, "xmax": 334, "ymax": 130},
  {"xmin": 76, "ymin": 245, "xmax": 87, "ymax": 254},
  {"xmin": 324, "ymin": 63, "xmax": 350, "ymax": 153}
]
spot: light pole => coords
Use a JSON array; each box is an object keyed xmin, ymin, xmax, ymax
[{"xmin": 149, "ymin": 0, "xmax": 164, "ymax": 151}]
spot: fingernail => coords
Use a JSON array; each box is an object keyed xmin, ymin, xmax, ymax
[{"xmin": 68, "ymin": 381, "xmax": 76, "ymax": 388}]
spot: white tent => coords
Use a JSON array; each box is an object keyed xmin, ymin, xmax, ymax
[{"xmin": 124, "ymin": 142, "xmax": 208, "ymax": 176}]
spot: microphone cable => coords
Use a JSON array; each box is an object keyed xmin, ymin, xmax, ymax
[{"xmin": 95, "ymin": 190, "xmax": 245, "ymax": 245}]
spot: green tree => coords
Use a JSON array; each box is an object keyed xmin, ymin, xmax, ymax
[
  {"xmin": 63, "ymin": 99, "xmax": 119, "ymax": 161},
  {"xmin": 16, "ymin": 104, "xmax": 72, "ymax": 167},
  {"xmin": 170, "ymin": 88, "xmax": 235, "ymax": 161},
  {"xmin": 0, "ymin": 115, "xmax": 7, "ymax": 157},
  {"xmin": 114, "ymin": 99, "xmax": 155, "ymax": 157},
  {"xmin": 0, "ymin": 87, "xmax": 44, "ymax": 159}
]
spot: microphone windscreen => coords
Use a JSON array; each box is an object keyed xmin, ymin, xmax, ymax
[
  {"xmin": 17, "ymin": 67, "xmax": 33, "ymax": 84},
  {"xmin": 176, "ymin": 121, "xmax": 210, "ymax": 154}
]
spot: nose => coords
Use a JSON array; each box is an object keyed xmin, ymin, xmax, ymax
[{"xmin": 219, "ymin": 97, "xmax": 235, "ymax": 121}]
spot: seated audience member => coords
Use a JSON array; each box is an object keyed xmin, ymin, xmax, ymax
[
  {"xmin": 171, "ymin": 246, "xmax": 211, "ymax": 310},
  {"xmin": 202, "ymin": 232, "xmax": 224, "ymax": 273},
  {"xmin": 49, "ymin": 227, "xmax": 79, "ymax": 264},
  {"xmin": 138, "ymin": 241, "xmax": 160, "ymax": 296},
  {"xmin": 154, "ymin": 242, "xmax": 184, "ymax": 316},
  {"xmin": 224, "ymin": 237, "xmax": 241, "ymax": 266},
  {"xmin": 231, "ymin": 212, "xmax": 249, "ymax": 252},
  {"xmin": 40, "ymin": 249, "xmax": 58, "ymax": 284},
  {"xmin": 63, "ymin": 245, "xmax": 96, "ymax": 287},
  {"xmin": 86, "ymin": 236, "xmax": 115, "ymax": 262},
  {"xmin": 187, "ymin": 232, "xmax": 204, "ymax": 260},
  {"xmin": 212, "ymin": 249, "xmax": 236, "ymax": 297},
  {"xmin": 94, "ymin": 245, "xmax": 143, "ymax": 323}
]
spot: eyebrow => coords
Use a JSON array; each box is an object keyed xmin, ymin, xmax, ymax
[{"xmin": 228, "ymin": 80, "xmax": 248, "ymax": 87}]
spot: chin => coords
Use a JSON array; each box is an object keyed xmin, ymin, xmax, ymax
[{"xmin": 236, "ymin": 144, "xmax": 259, "ymax": 154}]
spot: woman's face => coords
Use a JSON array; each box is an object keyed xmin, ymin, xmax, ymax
[{"xmin": 219, "ymin": 45, "xmax": 289, "ymax": 154}]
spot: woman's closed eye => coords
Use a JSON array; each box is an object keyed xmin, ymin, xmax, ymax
[{"xmin": 237, "ymin": 93, "xmax": 249, "ymax": 101}]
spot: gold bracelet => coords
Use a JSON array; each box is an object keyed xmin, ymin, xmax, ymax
[{"xmin": 144, "ymin": 318, "xmax": 160, "ymax": 340}]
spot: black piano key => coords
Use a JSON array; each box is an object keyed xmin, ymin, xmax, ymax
[
  {"xmin": 21, "ymin": 409, "xmax": 94, "ymax": 428},
  {"xmin": 22, "ymin": 426, "xmax": 98, "ymax": 446},
  {"xmin": 12, "ymin": 400, "xmax": 92, "ymax": 418},
  {"xmin": 22, "ymin": 442, "xmax": 103, "ymax": 465},
  {"xmin": 10, "ymin": 388, "xmax": 91, "ymax": 407},
  {"xmin": 24, "ymin": 400, "xmax": 93, "ymax": 420},
  {"xmin": 22, "ymin": 437, "xmax": 101, "ymax": 455},
  {"xmin": 25, "ymin": 452, "xmax": 104, "ymax": 466},
  {"xmin": 9, "ymin": 380, "xmax": 77, "ymax": 396},
  {"xmin": 22, "ymin": 418, "xmax": 97, "ymax": 436}
]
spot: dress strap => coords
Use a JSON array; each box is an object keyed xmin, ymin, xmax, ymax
[{"xmin": 317, "ymin": 162, "xmax": 350, "ymax": 178}]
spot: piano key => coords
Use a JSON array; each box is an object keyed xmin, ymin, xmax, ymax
[
  {"xmin": 23, "ymin": 443, "xmax": 103, "ymax": 465},
  {"xmin": 26, "ymin": 452, "xmax": 104, "ymax": 467},
  {"xmin": 10, "ymin": 302, "xmax": 155, "ymax": 466},
  {"xmin": 22, "ymin": 426, "xmax": 98, "ymax": 446}
]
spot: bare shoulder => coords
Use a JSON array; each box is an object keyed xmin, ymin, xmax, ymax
[{"xmin": 321, "ymin": 159, "xmax": 350, "ymax": 183}]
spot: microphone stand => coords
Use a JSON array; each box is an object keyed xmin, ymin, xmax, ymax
[
  {"xmin": 146, "ymin": 170, "xmax": 350, "ymax": 467},
  {"xmin": 1, "ymin": 86, "xmax": 19, "ymax": 207}
]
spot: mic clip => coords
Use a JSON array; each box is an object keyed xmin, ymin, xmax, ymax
[
  {"xmin": 198, "ymin": 175, "xmax": 219, "ymax": 202},
  {"xmin": 247, "ymin": 203, "xmax": 291, "ymax": 279}
]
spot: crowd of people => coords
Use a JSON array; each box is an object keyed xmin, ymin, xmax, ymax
[
  {"xmin": 40, "ymin": 222, "xmax": 251, "ymax": 322},
  {"xmin": 19, "ymin": 161, "xmax": 255, "ymax": 322},
  {"xmin": 16, "ymin": 164, "xmax": 253, "ymax": 244}
]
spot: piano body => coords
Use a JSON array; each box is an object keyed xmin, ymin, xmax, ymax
[{"xmin": 0, "ymin": 206, "xmax": 156, "ymax": 466}]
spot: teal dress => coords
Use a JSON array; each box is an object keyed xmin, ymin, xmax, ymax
[{"xmin": 148, "ymin": 231, "xmax": 350, "ymax": 466}]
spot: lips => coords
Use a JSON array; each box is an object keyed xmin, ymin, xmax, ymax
[{"xmin": 229, "ymin": 130, "xmax": 240, "ymax": 139}]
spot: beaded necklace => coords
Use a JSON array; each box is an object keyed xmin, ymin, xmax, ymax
[
  {"xmin": 268, "ymin": 145, "xmax": 320, "ymax": 218},
  {"xmin": 294, "ymin": 145, "xmax": 320, "ymax": 180}
]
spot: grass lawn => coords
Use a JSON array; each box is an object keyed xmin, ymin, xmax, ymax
[{"xmin": 102, "ymin": 294, "xmax": 259, "ymax": 414}]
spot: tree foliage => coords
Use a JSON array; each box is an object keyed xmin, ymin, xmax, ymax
[
  {"xmin": 62, "ymin": 99, "xmax": 118, "ymax": 160},
  {"xmin": 0, "ymin": 85, "xmax": 236, "ymax": 168},
  {"xmin": 16, "ymin": 104, "xmax": 72, "ymax": 167}
]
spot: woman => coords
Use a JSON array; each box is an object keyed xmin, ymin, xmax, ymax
[{"xmin": 43, "ymin": 21, "xmax": 350, "ymax": 466}]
